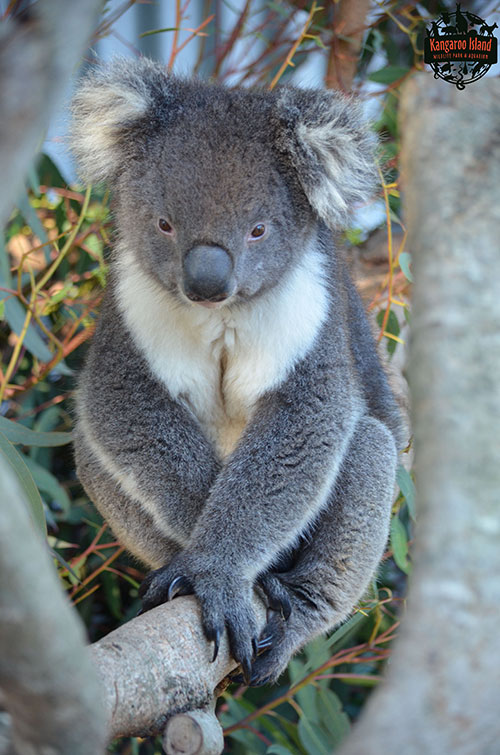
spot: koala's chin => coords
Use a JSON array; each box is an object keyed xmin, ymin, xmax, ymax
[{"xmin": 71, "ymin": 57, "xmax": 404, "ymax": 687}]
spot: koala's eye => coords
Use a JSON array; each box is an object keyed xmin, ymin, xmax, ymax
[
  {"xmin": 158, "ymin": 218, "xmax": 174, "ymax": 235},
  {"xmin": 250, "ymin": 224, "xmax": 266, "ymax": 239}
]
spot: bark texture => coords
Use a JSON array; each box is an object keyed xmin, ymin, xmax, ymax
[
  {"xmin": 0, "ymin": 457, "xmax": 107, "ymax": 755},
  {"xmin": 341, "ymin": 75, "xmax": 500, "ymax": 754},
  {"xmin": 0, "ymin": 0, "xmax": 101, "ymax": 225},
  {"xmin": 90, "ymin": 596, "xmax": 265, "ymax": 743},
  {"xmin": 326, "ymin": 0, "xmax": 371, "ymax": 91}
]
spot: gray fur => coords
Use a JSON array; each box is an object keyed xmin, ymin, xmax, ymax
[{"xmin": 71, "ymin": 58, "xmax": 402, "ymax": 684}]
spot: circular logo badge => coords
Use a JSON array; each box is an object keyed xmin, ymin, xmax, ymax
[{"xmin": 424, "ymin": 4, "xmax": 498, "ymax": 89}]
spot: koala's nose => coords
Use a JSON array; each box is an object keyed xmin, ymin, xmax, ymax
[{"xmin": 182, "ymin": 245, "xmax": 234, "ymax": 303}]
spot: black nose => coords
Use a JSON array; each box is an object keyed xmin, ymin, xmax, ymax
[{"xmin": 182, "ymin": 245, "xmax": 234, "ymax": 302}]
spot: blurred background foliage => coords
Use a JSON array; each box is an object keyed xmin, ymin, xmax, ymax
[{"xmin": 4, "ymin": 0, "xmax": 490, "ymax": 751}]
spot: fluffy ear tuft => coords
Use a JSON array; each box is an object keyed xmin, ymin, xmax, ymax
[
  {"xmin": 272, "ymin": 88, "xmax": 378, "ymax": 229},
  {"xmin": 71, "ymin": 58, "xmax": 166, "ymax": 184}
]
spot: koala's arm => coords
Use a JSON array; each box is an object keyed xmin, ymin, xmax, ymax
[
  {"xmin": 190, "ymin": 347, "xmax": 362, "ymax": 575},
  {"xmin": 75, "ymin": 289, "xmax": 221, "ymax": 565},
  {"xmin": 247, "ymin": 415, "xmax": 397, "ymax": 684}
]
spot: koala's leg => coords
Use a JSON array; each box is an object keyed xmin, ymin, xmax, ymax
[
  {"xmin": 75, "ymin": 427, "xmax": 181, "ymax": 569},
  {"xmin": 248, "ymin": 416, "xmax": 397, "ymax": 686}
]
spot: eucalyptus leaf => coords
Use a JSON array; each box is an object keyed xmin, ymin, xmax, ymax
[
  {"xmin": 396, "ymin": 464, "xmax": 416, "ymax": 520},
  {"xmin": 1, "ymin": 293, "xmax": 53, "ymax": 363},
  {"xmin": 390, "ymin": 515, "xmax": 410, "ymax": 574},
  {"xmin": 0, "ymin": 416, "xmax": 72, "ymax": 447},
  {"xmin": 0, "ymin": 430, "xmax": 46, "ymax": 535},
  {"xmin": 298, "ymin": 716, "xmax": 330, "ymax": 755},
  {"xmin": 316, "ymin": 687, "xmax": 350, "ymax": 747},
  {"xmin": 368, "ymin": 65, "xmax": 410, "ymax": 84},
  {"xmin": 399, "ymin": 251, "xmax": 413, "ymax": 282},
  {"xmin": 23, "ymin": 455, "xmax": 70, "ymax": 514},
  {"xmin": 326, "ymin": 611, "xmax": 366, "ymax": 649},
  {"xmin": 17, "ymin": 192, "xmax": 48, "ymax": 247}
]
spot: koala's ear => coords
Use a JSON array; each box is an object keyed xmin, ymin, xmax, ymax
[
  {"xmin": 71, "ymin": 58, "xmax": 171, "ymax": 184},
  {"xmin": 272, "ymin": 88, "xmax": 378, "ymax": 229}
]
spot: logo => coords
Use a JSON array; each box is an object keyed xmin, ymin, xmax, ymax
[{"xmin": 424, "ymin": 3, "xmax": 497, "ymax": 89}]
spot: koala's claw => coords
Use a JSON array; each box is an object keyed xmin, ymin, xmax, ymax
[
  {"xmin": 256, "ymin": 633, "xmax": 274, "ymax": 653},
  {"xmin": 167, "ymin": 575, "xmax": 193, "ymax": 601},
  {"xmin": 229, "ymin": 607, "xmax": 289, "ymax": 686},
  {"xmin": 138, "ymin": 564, "xmax": 194, "ymax": 613},
  {"xmin": 239, "ymin": 654, "xmax": 253, "ymax": 686},
  {"xmin": 259, "ymin": 573, "xmax": 292, "ymax": 621},
  {"xmin": 204, "ymin": 626, "xmax": 221, "ymax": 663}
]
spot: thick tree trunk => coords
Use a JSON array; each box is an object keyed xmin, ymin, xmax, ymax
[
  {"xmin": 0, "ymin": 457, "xmax": 107, "ymax": 755},
  {"xmin": 0, "ymin": 0, "xmax": 101, "ymax": 225},
  {"xmin": 341, "ymin": 75, "xmax": 500, "ymax": 754}
]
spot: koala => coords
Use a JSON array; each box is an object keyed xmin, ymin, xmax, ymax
[{"xmin": 71, "ymin": 57, "xmax": 402, "ymax": 686}]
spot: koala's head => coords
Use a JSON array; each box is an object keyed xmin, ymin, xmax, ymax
[{"xmin": 71, "ymin": 58, "xmax": 376, "ymax": 308}]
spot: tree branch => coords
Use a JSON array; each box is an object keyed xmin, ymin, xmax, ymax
[
  {"xmin": 325, "ymin": 0, "xmax": 371, "ymax": 91},
  {"xmin": 341, "ymin": 74, "xmax": 500, "ymax": 753},
  {"xmin": 90, "ymin": 595, "xmax": 266, "ymax": 746}
]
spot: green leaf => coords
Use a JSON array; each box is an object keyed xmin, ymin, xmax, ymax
[
  {"xmin": 396, "ymin": 464, "xmax": 416, "ymax": 520},
  {"xmin": 102, "ymin": 570, "xmax": 123, "ymax": 619},
  {"xmin": 376, "ymin": 307, "xmax": 400, "ymax": 356},
  {"xmin": 0, "ymin": 292, "xmax": 53, "ymax": 363},
  {"xmin": 316, "ymin": 688, "xmax": 350, "ymax": 747},
  {"xmin": 50, "ymin": 547, "xmax": 80, "ymax": 581},
  {"xmin": 298, "ymin": 716, "xmax": 330, "ymax": 755},
  {"xmin": 288, "ymin": 659, "xmax": 318, "ymax": 724},
  {"xmin": 23, "ymin": 456, "xmax": 70, "ymax": 514},
  {"xmin": 325, "ymin": 611, "xmax": 366, "ymax": 650},
  {"xmin": 270, "ymin": 713, "xmax": 305, "ymax": 752},
  {"xmin": 258, "ymin": 715, "xmax": 299, "ymax": 753},
  {"xmin": 303, "ymin": 634, "xmax": 331, "ymax": 674},
  {"xmin": 17, "ymin": 192, "xmax": 48, "ymax": 246},
  {"xmin": 368, "ymin": 65, "xmax": 410, "ymax": 84},
  {"xmin": 0, "ymin": 430, "xmax": 46, "ymax": 535},
  {"xmin": 226, "ymin": 727, "xmax": 267, "ymax": 753},
  {"xmin": 288, "ymin": 657, "xmax": 308, "ymax": 685},
  {"xmin": 219, "ymin": 696, "xmax": 257, "ymax": 729},
  {"xmin": 36, "ymin": 152, "xmax": 68, "ymax": 188},
  {"xmin": 390, "ymin": 515, "xmax": 410, "ymax": 574},
  {"xmin": 399, "ymin": 251, "xmax": 413, "ymax": 282},
  {"xmin": 344, "ymin": 227, "xmax": 364, "ymax": 246},
  {"xmin": 139, "ymin": 27, "xmax": 179, "ymax": 38},
  {"xmin": 267, "ymin": 747, "xmax": 294, "ymax": 755},
  {"xmin": 29, "ymin": 405, "xmax": 62, "ymax": 464},
  {"xmin": 0, "ymin": 236, "xmax": 72, "ymax": 372},
  {"xmin": 0, "ymin": 416, "xmax": 72, "ymax": 447}
]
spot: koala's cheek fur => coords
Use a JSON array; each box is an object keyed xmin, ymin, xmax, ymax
[{"xmin": 71, "ymin": 57, "xmax": 403, "ymax": 685}]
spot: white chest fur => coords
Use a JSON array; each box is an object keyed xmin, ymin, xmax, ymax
[{"xmin": 115, "ymin": 246, "xmax": 329, "ymax": 459}]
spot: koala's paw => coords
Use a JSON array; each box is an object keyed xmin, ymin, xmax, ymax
[
  {"xmin": 232, "ymin": 570, "xmax": 322, "ymax": 687},
  {"xmin": 138, "ymin": 554, "xmax": 260, "ymax": 683},
  {"xmin": 230, "ymin": 609, "xmax": 290, "ymax": 686}
]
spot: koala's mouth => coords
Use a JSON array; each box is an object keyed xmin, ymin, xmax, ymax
[{"xmin": 188, "ymin": 295, "xmax": 231, "ymax": 310}]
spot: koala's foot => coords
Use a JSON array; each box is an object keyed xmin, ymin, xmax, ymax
[
  {"xmin": 232, "ymin": 570, "xmax": 327, "ymax": 686},
  {"xmin": 229, "ymin": 609, "xmax": 288, "ymax": 686},
  {"xmin": 138, "ymin": 553, "xmax": 261, "ymax": 683}
]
